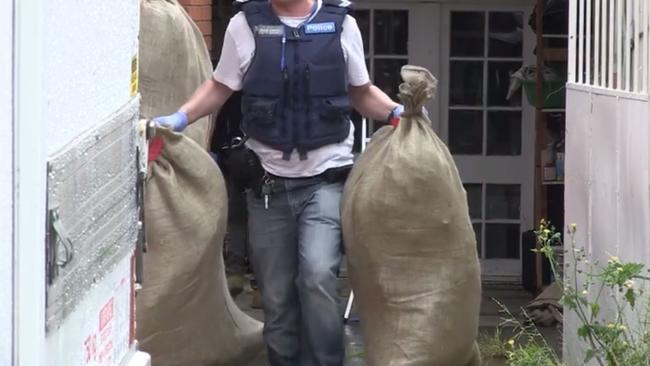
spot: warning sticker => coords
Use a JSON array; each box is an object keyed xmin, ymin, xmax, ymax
[{"xmin": 130, "ymin": 55, "xmax": 139, "ymax": 97}]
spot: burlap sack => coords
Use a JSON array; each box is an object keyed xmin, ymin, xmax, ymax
[
  {"xmin": 139, "ymin": 129, "xmax": 264, "ymax": 366},
  {"xmin": 137, "ymin": 1, "xmax": 264, "ymax": 364},
  {"xmin": 139, "ymin": 0, "xmax": 213, "ymax": 148},
  {"xmin": 341, "ymin": 65, "xmax": 482, "ymax": 366}
]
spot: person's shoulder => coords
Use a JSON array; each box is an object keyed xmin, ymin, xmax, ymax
[
  {"xmin": 340, "ymin": 13, "xmax": 361, "ymax": 37},
  {"xmin": 342, "ymin": 14, "xmax": 357, "ymax": 27},
  {"xmin": 322, "ymin": 0, "xmax": 352, "ymax": 14},
  {"xmin": 226, "ymin": 11, "xmax": 248, "ymax": 32}
]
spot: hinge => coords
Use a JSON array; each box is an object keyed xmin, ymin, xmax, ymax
[{"xmin": 47, "ymin": 207, "xmax": 74, "ymax": 284}]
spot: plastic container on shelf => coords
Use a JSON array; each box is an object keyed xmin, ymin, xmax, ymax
[{"xmin": 523, "ymin": 79, "xmax": 566, "ymax": 108}]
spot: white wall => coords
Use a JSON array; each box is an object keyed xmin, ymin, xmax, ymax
[
  {"xmin": 564, "ymin": 86, "xmax": 650, "ymax": 364},
  {"xmin": 44, "ymin": 0, "xmax": 139, "ymax": 155},
  {"xmin": 0, "ymin": 0, "xmax": 14, "ymax": 363},
  {"xmin": 42, "ymin": 1, "xmax": 140, "ymax": 364}
]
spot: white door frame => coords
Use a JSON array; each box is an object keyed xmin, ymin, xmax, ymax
[
  {"xmin": 439, "ymin": 3, "xmax": 536, "ymax": 283},
  {"xmin": 13, "ymin": 0, "xmax": 48, "ymax": 364},
  {"xmin": 0, "ymin": 0, "xmax": 14, "ymax": 363}
]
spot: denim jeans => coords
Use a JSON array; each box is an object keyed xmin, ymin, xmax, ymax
[{"xmin": 247, "ymin": 176, "xmax": 344, "ymax": 366}]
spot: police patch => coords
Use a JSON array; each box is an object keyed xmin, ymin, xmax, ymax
[
  {"xmin": 304, "ymin": 22, "xmax": 336, "ymax": 34},
  {"xmin": 254, "ymin": 25, "xmax": 284, "ymax": 37}
]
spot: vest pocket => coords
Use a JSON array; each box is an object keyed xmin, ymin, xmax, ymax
[
  {"xmin": 321, "ymin": 96, "xmax": 352, "ymax": 120},
  {"xmin": 306, "ymin": 95, "xmax": 352, "ymax": 141},
  {"xmin": 242, "ymin": 96, "xmax": 288, "ymax": 144},
  {"xmin": 308, "ymin": 63, "xmax": 347, "ymax": 96},
  {"xmin": 243, "ymin": 97, "xmax": 278, "ymax": 125}
]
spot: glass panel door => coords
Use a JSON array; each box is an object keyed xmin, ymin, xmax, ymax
[
  {"xmin": 352, "ymin": 8, "xmax": 409, "ymax": 151},
  {"xmin": 443, "ymin": 6, "xmax": 534, "ymax": 283}
]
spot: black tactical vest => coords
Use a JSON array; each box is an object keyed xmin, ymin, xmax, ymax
[{"xmin": 240, "ymin": 0, "xmax": 352, "ymax": 159}]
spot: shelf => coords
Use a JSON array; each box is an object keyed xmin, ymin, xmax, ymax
[
  {"xmin": 542, "ymin": 34, "xmax": 569, "ymax": 39},
  {"xmin": 542, "ymin": 180, "xmax": 565, "ymax": 185},
  {"xmin": 541, "ymin": 108, "xmax": 565, "ymax": 113}
]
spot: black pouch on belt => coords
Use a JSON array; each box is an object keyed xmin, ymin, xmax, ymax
[{"xmin": 222, "ymin": 138, "xmax": 265, "ymax": 193}]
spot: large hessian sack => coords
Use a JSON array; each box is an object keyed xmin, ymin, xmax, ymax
[
  {"xmin": 139, "ymin": 129, "xmax": 264, "ymax": 366},
  {"xmin": 139, "ymin": 0, "xmax": 213, "ymax": 148},
  {"xmin": 137, "ymin": 1, "xmax": 264, "ymax": 364},
  {"xmin": 341, "ymin": 65, "xmax": 482, "ymax": 366}
]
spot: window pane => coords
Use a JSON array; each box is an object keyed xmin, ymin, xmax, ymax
[
  {"xmin": 451, "ymin": 12, "xmax": 485, "ymax": 57},
  {"xmin": 474, "ymin": 223, "xmax": 483, "ymax": 258},
  {"xmin": 487, "ymin": 111, "xmax": 522, "ymax": 156},
  {"xmin": 374, "ymin": 58, "xmax": 408, "ymax": 100},
  {"xmin": 488, "ymin": 12, "xmax": 523, "ymax": 57},
  {"xmin": 486, "ymin": 184, "xmax": 520, "ymax": 220},
  {"xmin": 356, "ymin": 10, "xmax": 370, "ymax": 55},
  {"xmin": 464, "ymin": 183, "xmax": 482, "ymax": 219},
  {"xmin": 485, "ymin": 223, "xmax": 520, "ymax": 259},
  {"xmin": 449, "ymin": 110, "xmax": 483, "ymax": 155},
  {"xmin": 488, "ymin": 61, "xmax": 522, "ymax": 106},
  {"xmin": 450, "ymin": 61, "xmax": 484, "ymax": 106},
  {"xmin": 374, "ymin": 10, "xmax": 409, "ymax": 55}
]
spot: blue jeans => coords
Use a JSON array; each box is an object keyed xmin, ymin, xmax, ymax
[{"xmin": 247, "ymin": 177, "xmax": 344, "ymax": 366}]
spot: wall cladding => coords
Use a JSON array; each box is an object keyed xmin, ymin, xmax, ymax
[
  {"xmin": 45, "ymin": 97, "xmax": 140, "ymax": 331},
  {"xmin": 44, "ymin": 0, "xmax": 139, "ymax": 156},
  {"xmin": 564, "ymin": 88, "xmax": 650, "ymax": 364}
]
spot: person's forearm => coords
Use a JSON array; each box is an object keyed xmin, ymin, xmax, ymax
[
  {"xmin": 179, "ymin": 78, "xmax": 233, "ymax": 124},
  {"xmin": 350, "ymin": 84, "xmax": 399, "ymax": 121}
]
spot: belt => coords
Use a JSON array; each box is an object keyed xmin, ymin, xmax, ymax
[{"xmin": 269, "ymin": 165, "xmax": 352, "ymax": 183}]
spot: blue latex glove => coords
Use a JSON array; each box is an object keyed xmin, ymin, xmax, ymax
[
  {"xmin": 389, "ymin": 104, "xmax": 429, "ymax": 126},
  {"xmin": 392, "ymin": 104, "xmax": 405, "ymax": 119},
  {"xmin": 153, "ymin": 111, "xmax": 188, "ymax": 132}
]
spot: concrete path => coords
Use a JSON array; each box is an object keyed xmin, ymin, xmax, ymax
[{"xmin": 235, "ymin": 280, "xmax": 562, "ymax": 365}]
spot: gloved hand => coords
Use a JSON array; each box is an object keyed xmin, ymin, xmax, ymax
[
  {"xmin": 389, "ymin": 105, "xmax": 429, "ymax": 127},
  {"xmin": 388, "ymin": 105, "xmax": 404, "ymax": 127},
  {"xmin": 153, "ymin": 111, "xmax": 188, "ymax": 132}
]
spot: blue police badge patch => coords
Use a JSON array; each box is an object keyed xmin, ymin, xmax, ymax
[{"xmin": 304, "ymin": 22, "xmax": 336, "ymax": 35}]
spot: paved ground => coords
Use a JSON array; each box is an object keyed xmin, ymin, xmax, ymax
[{"xmin": 235, "ymin": 273, "xmax": 562, "ymax": 366}]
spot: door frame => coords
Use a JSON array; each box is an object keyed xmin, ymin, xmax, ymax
[
  {"xmin": 439, "ymin": 3, "xmax": 536, "ymax": 283},
  {"xmin": 13, "ymin": 0, "xmax": 48, "ymax": 364}
]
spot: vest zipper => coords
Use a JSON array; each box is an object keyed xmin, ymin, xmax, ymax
[{"xmin": 305, "ymin": 65, "xmax": 311, "ymax": 143}]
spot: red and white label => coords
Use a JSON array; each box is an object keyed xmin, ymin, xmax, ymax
[{"xmin": 99, "ymin": 298, "xmax": 114, "ymax": 332}]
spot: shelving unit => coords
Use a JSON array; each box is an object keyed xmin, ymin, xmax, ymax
[{"xmin": 533, "ymin": 0, "xmax": 568, "ymax": 290}]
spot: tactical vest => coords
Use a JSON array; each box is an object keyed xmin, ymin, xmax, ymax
[{"xmin": 240, "ymin": 0, "xmax": 352, "ymax": 159}]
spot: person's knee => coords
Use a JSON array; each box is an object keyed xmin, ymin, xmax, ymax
[{"xmin": 297, "ymin": 264, "xmax": 337, "ymax": 294}]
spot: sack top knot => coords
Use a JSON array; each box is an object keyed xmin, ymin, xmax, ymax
[{"xmin": 398, "ymin": 65, "xmax": 438, "ymax": 117}]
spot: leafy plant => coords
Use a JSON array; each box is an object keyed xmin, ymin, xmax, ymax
[
  {"xmin": 494, "ymin": 297, "xmax": 562, "ymax": 366},
  {"xmin": 478, "ymin": 327, "xmax": 510, "ymax": 360},
  {"xmin": 532, "ymin": 220, "xmax": 650, "ymax": 366}
]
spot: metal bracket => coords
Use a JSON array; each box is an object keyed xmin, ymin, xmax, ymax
[
  {"xmin": 47, "ymin": 207, "xmax": 75, "ymax": 284},
  {"xmin": 134, "ymin": 119, "xmax": 154, "ymax": 287}
]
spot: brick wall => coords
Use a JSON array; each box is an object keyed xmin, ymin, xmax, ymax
[{"xmin": 179, "ymin": 0, "xmax": 213, "ymax": 52}]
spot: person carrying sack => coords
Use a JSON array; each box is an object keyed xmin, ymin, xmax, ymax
[{"xmin": 153, "ymin": 0, "xmax": 405, "ymax": 364}]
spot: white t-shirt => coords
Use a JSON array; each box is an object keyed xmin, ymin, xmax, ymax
[{"xmin": 213, "ymin": 0, "xmax": 370, "ymax": 178}]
